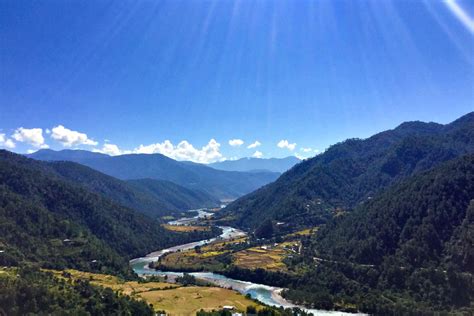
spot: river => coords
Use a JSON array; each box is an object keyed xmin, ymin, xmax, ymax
[{"xmin": 130, "ymin": 209, "xmax": 363, "ymax": 316}]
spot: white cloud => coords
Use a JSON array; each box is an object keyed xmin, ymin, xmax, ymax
[
  {"xmin": 12, "ymin": 127, "xmax": 48, "ymax": 148},
  {"xmin": 229, "ymin": 139, "xmax": 244, "ymax": 147},
  {"xmin": 51, "ymin": 125, "xmax": 98, "ymax": 147},
  {"xmin": 294, "ymin": 153, "xmax": 307, "ymax": 160},
  {"xmin": 252, "ymin": 150, "xmax": 263, "ymax": 158},
  {"xmin": 277, "ymin": 139, "xmax": 296, "ymax": 151},
  {"xmin": 4, "ymin": 139, "xmax": 15, "ymax": 149},
  {"xmin": 94, "ymin": 139, "xmax": 225, "ymax": 163},
  {"xmin": 134, "ymin": 139, "xmax": 224, "ymax": 163},
  {"xmin": 300, "ymin": 147, "xmax": 312, "ymax": 152},
  {"xmin": 247, "ymin": 141, "xmax": 261, "ymax": 149},
  {"xmin": 92, "ymin": 143, "xmax": 128, "ymax": 156},
  {"xmin": 0, "ymin": 134, "xmax": 15, "ymax": 149}
]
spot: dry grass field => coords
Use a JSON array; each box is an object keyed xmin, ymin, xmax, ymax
[
  {"xmin": 162, "ymin": 224, "xmax": 211, "ymax": 232},
  {"xmin": 47, "ymin": 269, "xmax": 260, "ymax": 315},
  {"xmin": 139, "ymin": 285, "xmax": 259, "ymax": 315},
  {"xmin": 48, "ymin": 269, "xmax": 178, "ymax": 295}
]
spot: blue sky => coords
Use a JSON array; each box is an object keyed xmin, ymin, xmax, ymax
[{"xmin": 1, "ymin": 0, "xmax": 473, "ymax": 162}]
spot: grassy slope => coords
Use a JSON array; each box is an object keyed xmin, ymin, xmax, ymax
[{"xmin": 48, "ymin": 269, "xmax": 261, "ymax": 315}]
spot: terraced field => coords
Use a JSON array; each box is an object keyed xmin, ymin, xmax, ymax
[
  {"xmin": 158, "ymin": 236, "xmax": 299, "ymax": 273},
  {"xmin": 158, "ymin": 237, "xmax": 248, "ymax": 271},
  {"xmin": 232, "ymin": 242, "xmax": 297, "ymax": 272}
]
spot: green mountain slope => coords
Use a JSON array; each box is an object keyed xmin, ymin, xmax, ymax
[
  {"xmin": 127, "ymin": 178, "xmax": 219, "ymax": 211},
  {"xmin": 222, "ymin": 112, "xmax": 474, "ymax": 230},
  {"xmin": 0, "ymin": 267, "xmax": 154, "ymax": 315},
  {"xmin": 285, "ymin": 155, "xmax": 474, "ymax": 314},
  {"xmin": 29, "ymin": 150, "xmax": 280, "ymax": 200},
  {"xmin": 46, "ymin": 161, "xmax": 219, "ymax": 218},
  {"xmin": 0, "ymin": 150, "xmax": 218, "ymax": 276}
]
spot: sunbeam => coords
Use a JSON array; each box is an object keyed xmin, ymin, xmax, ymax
[{"xmin": 444, "ymin": 0, "xmax": 474, "ymax": 34}]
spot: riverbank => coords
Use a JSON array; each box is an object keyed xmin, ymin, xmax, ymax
[{"xmin": 130, "ymin": 209, "xmax": 365, "ymax": 315}]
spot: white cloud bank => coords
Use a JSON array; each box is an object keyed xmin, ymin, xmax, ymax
[
  {"xmin": 247, "ymin": 141, "xmax": 261, "ymax": 149},
  {"xmin": 94, "ymin": 139, "xmax": 224, "ymax": 163},
  {"xmin": 51, "ymin": 125, "xmax": 98, "ymax": 147},
  {"xmin": 135, "ymin": 139, "xmax": 223, "ymax": 163},
  {"xmin": 12, "ymin": 127, "xmax": 48, "ymax": 148},
  {"xmin": 228, "ymin": 139, "xmax": 244, "ymax": 147},
  {"xmin": 0, "ymin": 133, "xmax": 15, "ymax": 149},
  {"xmin": 252, "ymin": 150, "xmax": 263, "ymax": 158},
  {"xmin": 277, "ymin": 139, "xmax": 296, "ymax": 151}
]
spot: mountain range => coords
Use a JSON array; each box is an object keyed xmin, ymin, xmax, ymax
[
  {"xmin": 29, "ymin": 150, "xmax": 280, "ymax": 200},
  {"xmin": 45, "ymin": 160, "xmax": 219, "ymax": 218},
  {"xmin": 0, "ymin": 150, "xmax": 219, "ymax": 276},
  {"xmin": 221, "ymin": 112, "xmax": 474, "ymax": 230},
  {"xmin": 208, "ymin": 156, "xmax": 300, "ymax": 173}
]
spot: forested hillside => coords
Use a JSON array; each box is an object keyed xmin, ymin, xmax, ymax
[
  {"xmin": 0, "ymin": 267, "xmax": 154, "ymax": 315},
  {"xmin": 127, "ymin": 178, "xmax": 219, "ymax": 212},
  {"xmin": 222, "ymin": 112, "xmax": 474, "ymax": 230},
  {"xmin": 29, "ymin": 150, "xmax": 280, "ymax": 200},
  {"xmin": 47, "ymin": 161, "xmax": 218, "ymax": 218},
  {"xmin": 0, "ymin": 150, "xmax": 219, "ymax": 277},
  {"xmin": 284, "ymin": 155, "xmax": 474, "ymax": 314}
]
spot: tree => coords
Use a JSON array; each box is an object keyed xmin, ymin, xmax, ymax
[{"xmin": 255, "ymin": 220, "xmax": 273, "ymax": 239}]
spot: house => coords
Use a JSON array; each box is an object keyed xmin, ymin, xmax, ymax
[{"xmin": 223, "ymin": 305, "xmax": 235, "ymax": 310}]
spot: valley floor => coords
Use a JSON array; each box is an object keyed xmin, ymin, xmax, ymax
[{"xmin": 47, "ymin": 269, "xmax": 261, "ymax": 315}]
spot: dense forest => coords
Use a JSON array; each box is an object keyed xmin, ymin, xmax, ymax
[
  {"xmin": 127, "ymin": 178, "xmax": 218, "ymax": 213},
  {"xmin": 222, "ymin": 112, "xmax": 474, "ymax": 231},
  {"xmin": 0, "ymin": 267, "xmax": 154, "ymax": 315},
  {"xmin": 0, "ymin": 150, "xmax": 220, "ymax": 277},
  {"xmin": 282, "ymin": 155, "xmax": 474, "ymax": 314}
]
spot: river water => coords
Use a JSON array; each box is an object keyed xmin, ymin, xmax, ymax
[{"xmin": 130, "ymin": 210, "xmax": 363, "ymax": 316}]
